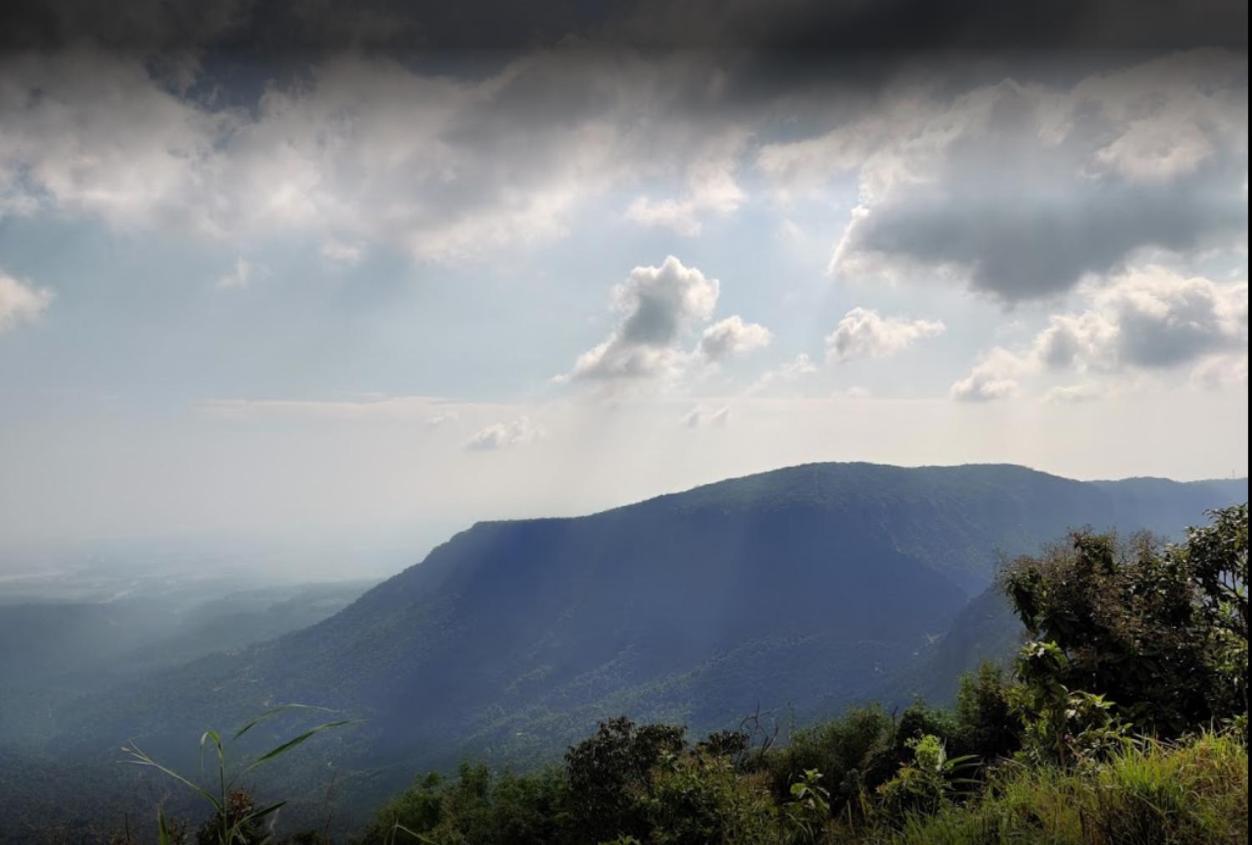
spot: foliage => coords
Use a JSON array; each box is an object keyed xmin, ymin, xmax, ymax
[
  {"xmin": 352, "ymin": 506, "xmax": 1249, "ymax": 844},
  {"xmin": 1009, "ymin": 641, "xmax": 1131, "ymax": 768},
  {"xmin": 360, "ymin": 765, "xmax": 568, "ymax": 845},
  {"xmin": 122, "ymin": 705, "xmax": 352, "ymax": 845},
  {"xmin": 874, "ymin": 735, "xmax": 979, "ymax": 821},
  {"xmin": 645, "ymin": 752, "xmax": 778, "ymax": 845},
  {"xmin": 952, "ymin": 662, "xmax": 1022, "ymax": 761},
  {"xmin": 36, "ymin": 504, "xmax": 1248, "ymax": 844},
  {"xmin": 562, "ymin": 716, "xmax": 687, "ymax": 843},
  {"xmin": 885, "ymin": 730, "xmax": 1249, "ymax": 845},
  {"xmin": 763, "ymin": 705, "xmax": 894, "ymax": 820},
  {"xmin": 781, "ymin": 768, "xmax": 830, "ymax": 843},
  {"xmin": 1003, "ymin": 505, "xmax": 1249, "ymax": 736}
]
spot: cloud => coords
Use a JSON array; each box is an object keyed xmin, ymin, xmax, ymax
[
  {"xmin": 565, "ymin": 256, "xmax": 719, "ymax": 382},
  {"xmin": 951, "ymin": 266, "xmax": 1248, "ymax": 399},
  {"xmin": 1036, "ymin": 267, "xmax": 1247, "ymax": 372},
  {"xmin": 0, "ymin": 48, "xmax": 231, "ymax": 233},
  {"xmin": 321, "ymin": 240, "xmax": 364, "ymax": 265},
  {"xmin": 682, "ymin": 405, "xmax": 730, "ymax": 428},
  {"xmin": 216, "ymin": 257, "xmax": 254, "ymax": 290},
  {"xmin": 0, "ymin": 270, "xmax": 52, "ymax": 332},
  {"xmin": 1043, "ymin": 384, "xmax": 1101, "ymax": 404},
  {"xmin": 745, "ymin": 353, "xmax": 818, "ymax": 395},
  {"xmin": 761, "ymin": 50, "xmax": 1248, "ymax": 302},
  {"xmin": 4, "ymin": 0, "xmax": 1245, "ymax": 53},
  {"xmin": 4, "ymin": 44, "xmax": 1244, "ymax": 285},
  {"xmin": 563, "ymin": 257, "xmax": 773, "ymax": 387},
  {"xmin": 464, "ymin": 416, "xmax": 544, "ymax": 451},
  {"xmin": 1191, "ymin": 354, "xmax": 1249, "ymax": 389},
  {"xmin": 825, "ymin": 307, "xmax": 944, "ymax": 363},
  {"xmin": 698, "ymin": 315, "xmax": 772, "ymax": 362},
  {"xmin": 950, "ymin": 347, "xmax": 1029, "ymax": 401},
  {"xmin": 625, "ymin": 135, "xmax": 748, "ymax": 235},
  {"xmin": 0, "ymin": 49, "xmax": 765, "ymax": 263}
]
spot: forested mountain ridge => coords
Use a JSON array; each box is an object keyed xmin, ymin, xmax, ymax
[{"xmin": 43, "ymin": 462, "xmax": 1245, "ymax": 817}]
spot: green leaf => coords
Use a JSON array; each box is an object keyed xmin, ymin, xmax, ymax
[
  {"xmin": 157, "ymin": 807, "xmax": 176, "ymax": 845},
  {"xmin": 123, "ymin": 742, "xmax": 221, "ymax": 811},
  {"xmin": 232, "ymin": 703, "xmax": 338, "ymax": 740},
  {"xmin": 241, "ymin": 720, "xmax": 355, "ymax": 775},
  {"xmin": 242, "ymin": 799, "xmax": 287, "ymax": 823},
  {"xmin": 390, "ymin": 821, "xmax": 437, "ymax": 843}
]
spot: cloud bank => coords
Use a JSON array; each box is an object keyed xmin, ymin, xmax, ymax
[{"xmin": 952, "ymin": 266, "xmax": 1249, "ymax": 400}]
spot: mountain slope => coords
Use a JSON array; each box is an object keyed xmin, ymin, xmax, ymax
[{"xmin": 47, "ymin": 463, "xmax": 1247, "ymax": 822}]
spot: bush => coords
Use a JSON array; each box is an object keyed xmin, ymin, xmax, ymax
[
  {"xmin": 874, "ymin": 735, "xmax": 978, "ymax": 821},
  {"xmin": 1003, "ymin": 506, "xmax": 1249, "ymax": 737},
  {"xmin": 887, "ymin": 731, "xmax": 1249, "ymax": 845},
  {"xmin": 645, "ymin": 752, "xmax": 778, "ymax": 844},
  {"xmin": 765, "ymin": 706, "xmax": 894, "ymax": 818},
  {"xmin": 953, "ymin": 663, "xmax": 1022, "ymax": 762}
]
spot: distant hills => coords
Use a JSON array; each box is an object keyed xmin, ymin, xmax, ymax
[
  {"xmin": 0, "ymin": 581, "xmax": 372, "ymax": 749},
  {"xmin": 33, "ymin": 461, "xmax": 1242, "ymax": 831}
]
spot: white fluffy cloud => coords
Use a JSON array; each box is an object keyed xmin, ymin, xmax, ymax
[
  {"xmin": 464, "ymin": 416, "xmax": 544, "ymax": 451},
  {"xmin": 825, "ymin": 307, "xmax": 944, "ymax": 364},
  {"xmin": 761, "ymin": 50, "xmax": 1248, "ymax": 302},
  {"xmin": 0, "ymin": 48, "xmax": 229, "ymax": 234},
  {"xmin": 0, "ymin": 270, "xmax": 53, "ymax": 332},
  {"xmin": 564, "ymin": 256, "xmax": 771, "ymax": 386},
  {"xmin": 950, "ymin": 347, "xmax": 1029, "ymax": 401},
  {"xmin": 1037, "ymin": 267, "xmax": 1247, "ymax": 371},
  {"xmin": 952, "ymin": 266, "xmax": 1248, "ymax": 400},
  {"xmin": 567, "ymin": 256, "xmax": 719, "ymax": 381},
  {"xmin": 698, "ymin": 315, "xmax": 773, "ymax": 362}
]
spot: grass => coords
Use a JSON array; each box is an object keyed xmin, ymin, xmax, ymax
[{"xmin": 876, "ymin": 732, "xmax": 1248, "ymax": 845}]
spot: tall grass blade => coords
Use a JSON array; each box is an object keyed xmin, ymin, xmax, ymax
[
  {"xmin": 241, "ymin": 720, "xmax": 356, "ymax": 775},
  {"xmin": 123, "ymin": 742, "xmax": 222, "ymax": 810},
  {"xmin": 233, "ymin": 703, "xmax": 338, "ymax": 740}
]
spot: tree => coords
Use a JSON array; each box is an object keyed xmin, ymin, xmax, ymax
[
  {"xmin": 563, "ymin": 717, "xmax": 686, "ymax": 843},
  {"xmin": 1002, "ymin": 505, "xmax": 1249, "ymax": 737}
]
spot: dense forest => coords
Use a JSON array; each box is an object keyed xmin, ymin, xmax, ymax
[{"xmin": 112, "ymin": 504, "xmax": 1247, "ymax": 844}]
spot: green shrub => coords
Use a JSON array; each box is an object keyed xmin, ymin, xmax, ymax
[
  {"xmin": 953, "ymin": 663, "xmax": 1022, "ymax": 762},
  {"xmin": 886, "ymin": 731, "xmax": 1248, "ymax": 845},
  {"xmin": 1003, "ymin": 506, "xmax": 1249, "ymax": 738},
  {"xmin": 645, "ymin": 752, "xmax": 778, "ymax": 845}
]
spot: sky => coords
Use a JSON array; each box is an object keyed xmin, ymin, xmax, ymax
[{"xmin": 0, "ymin": 1, "xmax": 1247, "ymax": 572}]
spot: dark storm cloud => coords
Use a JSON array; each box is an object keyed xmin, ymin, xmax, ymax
[
  {"xmin": 0, "ymin": 1, "xmax": 1245, "ymax": 298},
  {"xmin": 1, "ymin": 0, "xmax": 1246, "ymax": 52},
  {"xmin": 793, "ymin": 50, "xmax": 1249, "ymax": 302},
  {"xmin": 849, "ymin": 157, "xmax": 1246, "ymax": 301}
]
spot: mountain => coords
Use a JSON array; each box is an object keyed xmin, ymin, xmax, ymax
[
  {"xmin": 0, "ymin": 581, "xmax": 373, "ymax": 748},
  {"xmin": 26, "ymin": 462, "xmax": 1248, "ymax": 832},
  {"xmin": 874, "ymin": 584, "xmax": 1024, "ymax": 708}
]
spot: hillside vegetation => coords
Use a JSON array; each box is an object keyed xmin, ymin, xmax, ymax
[
  {"xmin": 0, "ymin": 464, "xmax": 1245, "ymax": 842},
  {"xmin": 116, "ymin": 503, "xmax": 1249, "ymax": 844},
  {"xmin": 53, "ymin": 466, "xmax": 1245, "ymax": 778}
]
